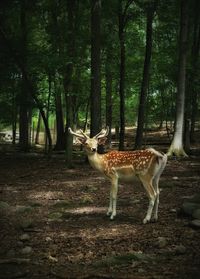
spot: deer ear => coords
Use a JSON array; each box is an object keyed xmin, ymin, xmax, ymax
[{"xmin": 98, "ymin": 137, "xmax": 107, "ymax": 145}]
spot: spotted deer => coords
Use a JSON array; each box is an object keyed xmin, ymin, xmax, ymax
[{"xmin": 68, "ymin": 127, "xmax": 167, "ymax": 224}]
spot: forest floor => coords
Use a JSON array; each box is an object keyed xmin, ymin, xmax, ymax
[{"xmin": 0, "ymin": 130, "xmax": 200, "ymax": 279}]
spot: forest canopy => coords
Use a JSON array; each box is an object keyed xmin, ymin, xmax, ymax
[{"xmin": 0, "ymin": 0, "xmax": 199, "ymax": 160}]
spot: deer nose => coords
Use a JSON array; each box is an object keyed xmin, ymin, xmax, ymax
[{"xmin": 91, "ymin": 148, "xmax": 97, "ymax": 152}]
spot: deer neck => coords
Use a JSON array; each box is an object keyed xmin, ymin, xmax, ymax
[{"xmin": 87, "ymin": 152, "xmax": 104, "ymax": 173}]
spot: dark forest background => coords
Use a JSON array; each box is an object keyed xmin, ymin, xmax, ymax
[{"xmin": 0, "ymin": 0, "xmax": 199, "ymax": 165}]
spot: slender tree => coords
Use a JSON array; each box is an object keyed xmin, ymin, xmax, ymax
[
  {"xmin": 135, "ymin": 1, "xmax": 157, "ymax": 149},
  {"xmin": 189, "ymin": 0, "xmax": 200, "ymax": 143},
  {"xmin": 19, "ymin": 0, "xmax": 29, "ymax": 151},
  {"xmin": 49, "ymin": 0, "xmax": 65, "ymax": 150},
  {"xmin": 118, "ymin": 0, "xmax": 134, "ymax": 150},
  {"xmin": 105, "ymin": 47, "xmax": 113, "ymax": 146},
  {"xmin": 64, "ymin": 0, "xmax": 77, "ymax": 167},
  {"xmin": 54, "ymin": 76, "xmax": 65, "ymax": 150},
  {"xmin": 90, "ymin": 0, "xmax": 102, "ymax": 138}
]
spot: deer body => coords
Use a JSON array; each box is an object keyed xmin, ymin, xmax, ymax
[{"xmin": 69, "ymin": 127, "xmax": 167, "ymax": 224}]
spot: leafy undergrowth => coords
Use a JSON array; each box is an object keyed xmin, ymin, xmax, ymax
[{"xmin": 0, "ymin": 152, "xmax": 200, "ymax": 279}]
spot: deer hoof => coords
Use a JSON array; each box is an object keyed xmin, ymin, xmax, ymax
[
  {"xmin": 106, "ymin": 211, "xmax": 112, "ymax": 216},
  {"xmin": 143, "ymin": 218, "xmax": 150, "ymax": 224},
  {"xmin": 110, "ymin": 214, "xmax": 116, "ymax": 220}
]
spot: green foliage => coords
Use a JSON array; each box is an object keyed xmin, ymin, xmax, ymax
[{"xmin": 0, "ymin": 0, "xmax": 199, "ymax": 145}]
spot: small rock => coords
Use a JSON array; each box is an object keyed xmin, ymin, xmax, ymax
[
  {"xmin": 192, "ymin": 209, "xmax": 200, "ymax": 220},
  {"xmin": 21, "ymin": 246, "xmax": 32, "ymax": 254},
  {"xmin": 19, "ymin": 233, "xmax": 30, "ymax": 241},
  {"xmin": 189, "ymin": 219, "xmax": 200, "ymax": 229},
  {"xmin": 181, "ymin": 202, "xmax": 200, "ymax": 216},
  {"xmin": 174, "ymin": 245, "xmax": 186, "ymax": 255},
  {"xmin": 173, "ymin": 176, "xmax": 178, "ymax": 180},
  {"xmin": 156, "ymin": 237, "xmax": 167, "ymax": 248}
]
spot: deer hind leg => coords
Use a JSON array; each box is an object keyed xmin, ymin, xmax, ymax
[
  {"xmin": 152, "ymin": 155, "xmax": 167, "ymax": 221},
  {"xmin": 107, "ymin": 176, "xmax": 118, "ymax": 220},
  {"xmin": 139, "ymin": 175, "xmax": 157, "ymax": 224}
]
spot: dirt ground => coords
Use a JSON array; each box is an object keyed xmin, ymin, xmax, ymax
[{"xmin": 0, "ymin": 137, "xmax": 200, "ymax": 278}]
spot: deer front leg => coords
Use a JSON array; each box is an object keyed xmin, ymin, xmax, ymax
[
  {"xmin": 107, "ymin": 191, "xmax": 113, "ymax": 216},
  {"xmin": 107, "ymin": 177, "xmax": 118, "ymax": 220}
]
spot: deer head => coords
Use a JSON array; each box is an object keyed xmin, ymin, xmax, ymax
[{"xmin": 68, "ymin": 127, "xmax": 109, "ymax": 154}]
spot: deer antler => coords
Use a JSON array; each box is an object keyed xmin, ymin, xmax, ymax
[
  {"xmin": 94, "ymin": 126, "xmax": 109, "ymax": 139},
  {"xmin": 68, "ymin": 128, "xmax": 88, "ymax": 139}
]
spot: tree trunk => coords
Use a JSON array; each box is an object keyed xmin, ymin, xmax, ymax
[
  {"xmin": 83, "ymin": 98, "xmax": 90, "ymax": 133},
  {"xmin": 90, "ymin": 0, "xmax": 102, "ymax": 138},
  {"xmin": 118, "ymin": 0, "xmax": 125, "ymax": 151},
  {"xmin": 45, "ymin": 73, "xmax": 52, "ymax": 152},
  {"xmin": 35, "ymin": 111, "xmax": 41, "ymax": 144},
  {"xmin": 54, "ymin": 77, "xmax": 65, "ymax": 150},
  {"xmin": 118, "ymin": 30, "xmax": 125, "ymax": 151},
  {"xmin": 167, "ymin": 0, "xmax": 189, "ymax": 157},
  {"xmin": 12, "ymin": 91, "xmax": 17, "ymax": 145},
  {"xmin": 64, "ymin": 0, "xmax": 77, "ymax": 167},
  {"xmin": 49, "ymin": 3, "xmax": 65, "ymax": 150},
  {"xmin": 190, "ymin": 0, "xmax": 200, "ymax": 142},
  {"xmin": 135, "ymin": 3, "xmax": 155, "ymax": 150},
  {"xmin": 105, "ymin": 47, "xmax": 113, "ymax": 147},
  {"xmin": 19, "ymin": 0, "xmax": 29, "ymax": 152},
  {"xmin": 65, "ymin": 92, "xmax": 73, "ymax": 167}
]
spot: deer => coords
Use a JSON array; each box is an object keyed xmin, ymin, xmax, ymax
[{"xmin": 68, "ymin": 127, "xmax": 167, "ymax": 224}]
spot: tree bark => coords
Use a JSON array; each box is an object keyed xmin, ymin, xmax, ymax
[
  {"xmin": 35, "ymin": 111, "xmax": 41, "ymax": 144},
  {"xmin": 189, "ymin": 0, "xmax": 200, "ymax": 142},
  {"xmin": 12, "ymin": 91, "xmax": 17, "ymax": 145},
  {"xmin": 54, "ymin": 77, "xmax": 65, "ymax": 150},
  {"xmin": 90, "ymin": 0, "xmax": 102, "ymax": 138},
  {"xmin": 118, "ymin": 0, "xmax": 126, "ymax": 151},
  {"xmin": 167, "ymin": 0, "xmax": 189, "ymax": 157},
  {"xmin": 64, "ymin": 0, "xmax": 77, "ymax": 167},
  {"xmin": 45, "ymin": 73, "xmax": 52, "ymax": 152},
  {"xmin": 19, "ymin": 0, "xmax": 29, "ymax": 152},
  {"xmin": 135, "ymin": 3, "xmax": 155, "ymax": 150},
  {"xmin": 49, "ymin": 2, "xmax": 65, "ymax": 150},
  {"xmin": 105, "ymin": 47, "xmax": 113, "ymax": 147}
]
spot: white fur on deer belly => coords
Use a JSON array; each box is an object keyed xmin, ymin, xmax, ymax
[{"xmin": 115, "ymin": 166, "xmax": 138, "ymax": 182}]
